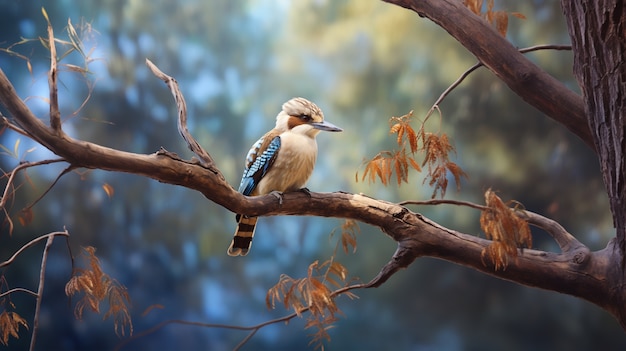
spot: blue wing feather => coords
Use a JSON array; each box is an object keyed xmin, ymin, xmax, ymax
[{"xmin": 238, "ymin": 136, "xmax": 281, "ymax": 195}]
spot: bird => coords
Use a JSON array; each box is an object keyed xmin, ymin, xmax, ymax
[{"xmin": 227, "ymin": 97, "xmax": 343, "ymax": 256}]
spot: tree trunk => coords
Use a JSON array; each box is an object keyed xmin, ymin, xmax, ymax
[{"xmin": 561, "ymin": 0, "xmax": 626, "ymax": 325}]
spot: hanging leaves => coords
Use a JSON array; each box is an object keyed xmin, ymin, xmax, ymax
[
  {"xmin": 65, "ymin": 246, "xmax": 133, "ymax": 337},
  {"xmin": 479, "ymin": 189, "xmax": 532, "ymax": 270},
  {"xmin": 266, "ymin": 259, "xmax": 357, "ymax": 350},
  {"xmin": 357, "ymin": 111, "xmax": 466, "ymax": 198},
  {"xmin": 0, "ymin": 310, "xmax": 28, "ymax": 346},
  {"xmin": 463, "ymin": 0, "xmax": 526, "ymax": 36},
  {"xmin": 339, "ymin": 219, "xmax": 360, "ymax": 254}
]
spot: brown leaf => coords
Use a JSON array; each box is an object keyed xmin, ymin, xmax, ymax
[
  {"xmin": 406, "ymin": 125, "xmax": 418, "ymax": 153},
  {"xmin": 480, "ymin": 189, "xmax": 532, "ymax": 270},
  {"xmin": 495, "ymin": 11, "xmax": 509, "ymax": 36},
  {"xmin": 102, "ymin": 183, "xmax": 114, "ymax": 198},
  {"xmin": 17, "ymin": 208, "xmax": 33, "ymax": 226}
]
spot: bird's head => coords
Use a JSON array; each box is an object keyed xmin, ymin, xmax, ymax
[{"xmin": 275, "ymin": 97, "xmax": 342, "ymax": 137}]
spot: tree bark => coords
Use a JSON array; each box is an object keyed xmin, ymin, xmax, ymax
[{"xmin": 561, "ymin": 0, "xmax": 626, "ymax": 269}]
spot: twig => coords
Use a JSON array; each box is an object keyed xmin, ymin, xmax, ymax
[
  {"xmin": 1, "ymin": 115, "xmax": 32, "ymax": 138},
  {"xmin": 400, "ymin": 198, "xmax": 583, "ymax": 251},
  {"xmin": 0, "ymin": 158, "xmax": 67, "ymax": 209},
  {"xmin": 399, "ymin": 198, "xmax": 488, "ymax": 210},
  {"xmin": 43, "ymin": 8, "xmax": 62, "ymax": 133},
  {"xmin": 145, "ymin": 59, "xmax": 215, "ymax": 166},
  {"xmin": 115, "ymin": 282, "xmax": 369, "ymax": 351},
  {"xmin": 0, "ymin": 230, "xmax": 69, "ymax": 268},
  {"xmin": 425, "ymin": 44, "xmax": 573, "ymax": 119},
  {"xmin": 22, "ymin": 164, "xmax": 76, "ymax": 212},
  {"xmin": 0, "ymin": 287, "xmax": 39, "ymax": 299},
  {"xmin": 29, "ymin": 233, "xmax": 55, "ymax": 351}
]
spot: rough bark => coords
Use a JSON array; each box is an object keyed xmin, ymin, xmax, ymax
[{"xmin": 561, "ymin": 0, "xmax": 626, "ymax": 269}]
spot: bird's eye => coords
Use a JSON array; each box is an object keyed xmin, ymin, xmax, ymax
[{"xmin": 299, "ymin": 114, "xmax": 312, "ymax": 122}]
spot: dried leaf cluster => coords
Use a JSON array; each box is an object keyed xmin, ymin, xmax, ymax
[
  {"xmin": 359, "ymin": 111, "xmax": 466, "ymax": 198},
  {"xmin": 336, "ymin": 219, "xmax": 360, "ymax": 254},
  {"xmin": 267, "ymin": 221, "xmax": 359, "ymax": 349},
  {"xmin": 463, "ymin": 0, "xmax": 526, "ymax": 36},
  {"xmin": 65, "ymin": 246, "xmax": 133, "ymax": 336},
  {"xmin": 480, "ymin": 189, "xmax": 532, "ymax": 270},
  {"xmin": 0, "ymin": 309, "xmax": 28, "ymax": 346}
]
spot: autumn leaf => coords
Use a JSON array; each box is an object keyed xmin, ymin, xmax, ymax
[
  {"xmin": 266, "ymin": 257, "xmax": 355, "ymax": 350},
  {"xmin": 0, "ymin": 310, "xmax": 28, "ymax": 346},
  {"xmin": 479, "ymin": 189, "xmax": 532, "ymax": 270},
  {"xmin": 102, "ymin": 183, "xmax": 114, "ymax": 198},
  {"xmin": 17, "ymin": 208, "xmax": 34, "ymax": 226},
  {"xmin": 65, "ymin": 246, "xmax": 133, "ymax": 337}
]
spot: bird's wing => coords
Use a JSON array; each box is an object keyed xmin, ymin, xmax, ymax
[{"xmin": 238, "ymin": 134, "xmax": 281, "ymax": 195}]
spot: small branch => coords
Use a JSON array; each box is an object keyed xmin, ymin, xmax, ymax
[
  {"xmin": 0, "ymin": 287, "xmax": 39, "ymax": 299},
  {"xmin": 400, "ymin": 198, "xmax": 584, "ymax": 252},
  {"xmin": 399, "ymin": 198, "xmax": 487, "ymax": 210},
  {"xmin": 0, "ymin": 230, "xmax": 69, "ymax": 268},
  {"xmin": 520, "ymin": 210, "xmax": 584, "ymax": 253},
  {"xmin": 425, "ymin": 44, "xmax": 573, "ymax": 119},
  {"xmin": 1, "ymin": 115, "xmax": 32, "ymax": 138},
  {"xmin": 145, "ymin": 59, "xmax": 215, "ymax": 167},
  {"xmin": 44, "ymin": 9, "xmax": 62, "ymax": 133},
  {"xmin": 22, "ymin": 164, "xmax": 76, "ymax": 212},
  {"xmin": 116, "ymin": 282, "xmax": 369, "ymax": 351},
  {"xmin": 29, "ymin": 233, "xmax": 55, "ymax": 351},
  {"xmin": 0, "ymin": 158, "xmax": 67, "ymax": 209},
  {"xmin": 364, "ymin": 243, "xmax": 418, "ymax": 288}
]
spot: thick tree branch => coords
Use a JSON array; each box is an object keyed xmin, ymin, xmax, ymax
[
  {"xmin": 383, "ymin": 0, "xmax": 594, "ymax": 149},
  {"xmin": 0, "ymin": 59, "xmax": 622, "ymax": 325}
]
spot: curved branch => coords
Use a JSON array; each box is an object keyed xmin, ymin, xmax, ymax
[
  {"xmin": 0, "ymin": 61, "xmax": 619, "ymax": 324},
  {"xmin": 29, "ymin": 233, "xmax": 55, "ymax": 351},
  {"xmin": 427, "ymin": 44, "xmax": 573, "ymax": 119},
  {"xmin": 145, "ymin": 59, "xmax": 215, "ymax": 167},
  {"xmin": 0, "ymin": 287, "xmax": 39, "ymax": 299},
  {"xmin": 400, "ymin": 198, "xmax": 585, "ymax": 252},
  {"xmin": 0, "ymin": 231, "xmax": 69, "ymax": 269},
  {"xmin": 383, "ymin": 0, "xmax": 593, "ymax": 149}
]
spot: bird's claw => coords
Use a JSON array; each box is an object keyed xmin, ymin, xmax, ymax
[
  {"xmin": 298, "ymin": 187, "xmax": 312, "ymax": 197},
  {"xmin": 270, "ymin": 190, "xmax": 284, "ymax": 205}
]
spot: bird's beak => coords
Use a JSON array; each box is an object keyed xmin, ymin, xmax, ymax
[{"xmin": 311, "ymin": 120, "xmax": 343, "ymax": 132}]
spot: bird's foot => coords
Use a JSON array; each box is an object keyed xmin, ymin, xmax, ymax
[
  {"xmin": 298, "ymin": 187, "xmax": 312, "ymax": 197},
  {"xmin": 269, "ymin": 190, "xmax": 284, "ymax": 205}
]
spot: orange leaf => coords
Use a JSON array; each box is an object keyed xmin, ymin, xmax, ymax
[
  {"xmin": 406, "ymin": 125, "xmax": 418, "ymax": 153},
  {"xmin": 17, "ymin": 208, "xmax": 33, "ymax": 226},
  {"xmin": 102, "ymin": 183, "xmax": 114, "ymax": 198},
  {"xmin": 408, "ymin": 156, "xmax": 422, "ymax": 172},
  {"xmin": 495, "ymin": 11, "xmax": 509, "ymax": 36}
]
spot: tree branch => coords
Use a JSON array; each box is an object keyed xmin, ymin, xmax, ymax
[
  {"xmin": 383, "ymin": 0, "xmax": 593, "ymax": 149},
  {"xmin": 145, "ymin": 59, "xmax": 216, "ymax": 167},
  {"xmin": 0, "ymin": 231, "xmax": 69, "ymax": 269},
  {"xmin": 400, "ymin": 198, "xmax": 585, "ymax": 253},
  {"xmin": 29, "ymin": 233, "xmax": 55, "ymax": 351},
  {"xmin": 44, "ymin": 9, "xmax": 62, "ymax": 134},
  {"xmin": 427, "ymin": 44, "xmax": 573, "ymax": 119},
  {"xmin": 0, "ymin": 57, "xmax": 619, "ymax": 325}
]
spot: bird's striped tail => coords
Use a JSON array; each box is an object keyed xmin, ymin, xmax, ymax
[{"xmin": 227, "ymin": 215, "xmax": 258, "ymax": 256}]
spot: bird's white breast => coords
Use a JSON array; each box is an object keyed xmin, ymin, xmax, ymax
[{"xmin": 253, "ymin": 132, "xmax": 318, "ymax": 195}]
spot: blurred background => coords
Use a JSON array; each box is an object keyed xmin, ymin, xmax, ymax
[{"xmin": 0, "ymin": 0, "xmax": 623, "ymax": 350}]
